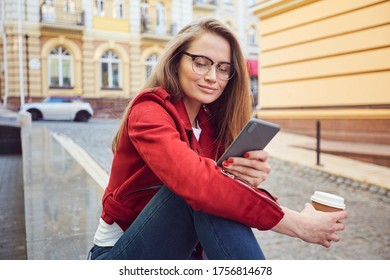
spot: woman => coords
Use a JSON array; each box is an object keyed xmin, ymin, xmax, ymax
[{"xmin": 89, "ymin": 18, "xmax": 347, "ymax": 260}]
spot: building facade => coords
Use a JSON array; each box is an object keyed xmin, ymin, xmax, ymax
[
  {"xmin": 252, "ymin": 0, "xmax": 390, "ymax": 165},
  {"xmin": 0, "ymin": 0, "xmax": 259, "ymax": 112}
]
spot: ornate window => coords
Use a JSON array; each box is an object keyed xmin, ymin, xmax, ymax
[
  {"xmin": 41, "ymin": 0, "xmax": 56, "ymax": 22},
  {"xmin": 113, "ymin": 0, "xmax": 124, "ymax": 18},
  {"xmin": 248, "ymin": 26, "xmax": 256, "ymax": 46},
  {"xmin": 48, "ymin": 46, "xmax": 73, "ymax": 87},
  {"xmin": 94, "ymin": 0, "xmax": 105, "ymax": 16},
  {"xmin": 64, "ymin": 0, "xmax": 76, "ymax": 13},
  {"xmin": 141, "ymin": 0, "xmax": 149, "ymax": 32},
  {"xmin": 101, "ymin": 50, "xmax": 120, "ymax": 89},
  {"xmin": 145, "ymin": 54, "xmax": 158, "ymax": 80},
  {"xmin": 156, "ymin": 2, "xmax": 165, "ymax": 34}
]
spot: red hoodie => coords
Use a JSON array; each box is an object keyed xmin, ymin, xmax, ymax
[{"xmin": 101, "ymin": 87, "xmax": 284, "ymax": 232}]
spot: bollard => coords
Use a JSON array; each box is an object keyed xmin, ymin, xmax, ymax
[
  {"xmin": 316, "ymin": 120, "xmax": 321, "ymax": 166},
  {"xmin": 16, "ymin": 111, "xmax": 32, "ymax": 127}
]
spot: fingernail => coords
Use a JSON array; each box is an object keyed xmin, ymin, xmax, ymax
[
  {"xmin": 243, "ymin": 153, "xmax": 250, "ymax": 158},
  {"xmin": 227, "ymin": 158, "xmax": 234, "ymax": 163},
  {"xmin": 223, "ymin": 161, "xmax": 229, "ymax": 167}
]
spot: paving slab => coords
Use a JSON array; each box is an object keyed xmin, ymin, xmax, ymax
[{"xmin": 21, "ymin": 125, "xmax": 103, "ymax": 259}]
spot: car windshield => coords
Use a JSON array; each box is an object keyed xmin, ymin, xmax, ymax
[
  {"xmin": 43, "ymin": 97, "xmax": 65, "ymax": 103},
  {"xmin": 43, "ymin": 97, "xmax": 86, "ymax": 103}
]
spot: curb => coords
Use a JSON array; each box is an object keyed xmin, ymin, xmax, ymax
[{"xmin": 52, "ymin": 132, "xmax": 109, "ymax": 190}]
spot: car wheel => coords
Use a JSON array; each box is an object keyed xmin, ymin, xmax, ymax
[
  {"xmin": 28, "ymin": 109, "xmax": 42, "ymax": 121},
  {"xmin": 75, "ymin": 111, "xmax": 91, "ymax": 122}
]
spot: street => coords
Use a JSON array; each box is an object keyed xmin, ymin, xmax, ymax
[{"xmin": 40, "ymin": 119, "xmax": 390, "ymax": 260}]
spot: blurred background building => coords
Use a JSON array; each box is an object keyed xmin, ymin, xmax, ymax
[
  {"xmin": 252, "ymin": 0, "xmax": 390, "ymax": 166},
  {"xmin": 0, "ymin": 0, "xmax": 259, "ymax": 111},
  {"xmin": 1, "ymin": 0, "xmax": 389, "ymax": 166}
]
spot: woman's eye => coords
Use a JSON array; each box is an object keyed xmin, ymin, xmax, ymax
[
  {"xmin": 218, "ymin": 65, "xmax": 230, "ymax": 73},
  {"xmin": 194, "ymin": 58, "xmax": 210, "ymax": 67},
  {"xmin": 194, "ymin": 61, "xmax": 208, "ymax": 67}
]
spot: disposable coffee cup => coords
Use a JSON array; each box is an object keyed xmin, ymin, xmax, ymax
[{"xmin": 311, "ymin": 191, "xmax": 345, "ymax": 212}]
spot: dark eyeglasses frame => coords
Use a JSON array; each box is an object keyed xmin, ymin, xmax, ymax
[{"xmin": 182, "ymin": 52, "xmax": 235, "ymax": 80}]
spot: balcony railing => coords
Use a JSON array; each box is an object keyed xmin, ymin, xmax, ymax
[
  {"xmin": 40, "ymin": 3, "xmax": 84, "ymax": 26},
  {"xmin": 141, "ymin": 16, "xmax": 177, "ymax": 38},
  {"xmin": 193, "ymin": 0, "xmax": 217, "ymax": 5},
  {"xmin": 193, "ymin": 0, "xmax": 218, "ymax": 9}
]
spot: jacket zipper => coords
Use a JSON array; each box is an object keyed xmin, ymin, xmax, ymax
[{"xmin": 220, "ymin": 169, "xmax": 282, "ymax": 210}]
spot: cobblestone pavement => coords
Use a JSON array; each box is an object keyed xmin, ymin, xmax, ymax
[{"xmin": 40, "ymin": 119, "xmax": 390, "ymax": 260}]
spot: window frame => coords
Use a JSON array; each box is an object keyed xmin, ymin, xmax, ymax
[
  {"xmin": 48, "ymin": 46, "xmax": 73, "ymax": 88},
  {"xmin": 95, "ymin": 0, "xmax": 105, "ymax": 16},
  {"xmin": 145, "ymin": 54, "xmax": 158, "ymax": 81},
  {"xmin": 100, "ymin": 50, "xmax": 121, "ymax": 89},
  {"xmin": 248, "ymin": 26, "xmax": 257, "ymax": 46},
  {"xmin": 113, "ymin": 0, "xmax": 124, "ymax": 19},
  {"xmin": 156, "ymin": 2, "xmax": 165, "ymax": 34}
]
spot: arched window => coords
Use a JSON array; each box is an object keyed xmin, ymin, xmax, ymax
[
  {"xmin": 101, "ymin": 50, "xmax": 120, "ymax": 89},
  {"xmin": 156, "ymin": 2, "xmax": 165, "ymax": 34},
  {"xmin": 145, "ymin": 54, "xmax": 158, "ymax": 80},
  {"xmin": 48, "ymin": 46, "xmax": 73, "ymax": 87}
]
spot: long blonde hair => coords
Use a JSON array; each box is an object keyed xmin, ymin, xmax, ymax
[{"xmin": 112, "ymin": 18, "xmax": 252, "ymax": 154}]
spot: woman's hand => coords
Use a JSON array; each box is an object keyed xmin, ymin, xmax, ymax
[
  {"xmin": 221, "ymin": 150, "xmax": 271, "ymax": 188},
  {"xmin": 298, "ymin": 203, "xmax": 348, "ymax": 247},
  {"xmin": 272, "ymin": 204, "xmax": 348, "ymax": 248}
]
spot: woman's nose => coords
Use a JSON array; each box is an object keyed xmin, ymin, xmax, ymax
[{"xmin": 204, "ymin": 65, "xmax": 217, "ymax": 82}]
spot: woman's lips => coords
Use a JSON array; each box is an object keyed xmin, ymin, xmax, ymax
[{"xmin": 198, "ymin": 84, "xmax": 217, "ymax": 94}]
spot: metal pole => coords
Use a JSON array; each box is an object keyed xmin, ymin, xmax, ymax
[
  {"xmin": 18, "ymin": 0, "xmax": 25, "ymax": 106},
  {"xmin": 25, "ymin": 34, "xmax": 30, "ymax": 101},
  {"xmin": 316, "ymin": 120, "xmax": 321, "ymax": 166},
  {"xmin": 1, "ymin": 0, "xmax": 9, "ymax": 107}
]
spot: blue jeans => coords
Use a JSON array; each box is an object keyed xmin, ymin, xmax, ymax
[{"xmin": 89, "ymin": 186, "xmax": 265, "ymax": 260}]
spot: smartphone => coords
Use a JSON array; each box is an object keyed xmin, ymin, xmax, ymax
[{"xmin": 216, "ymin": 118, "xmax": 280, "ymax": 166}]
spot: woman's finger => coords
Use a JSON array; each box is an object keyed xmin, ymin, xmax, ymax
[{"xmin": 243, "ymin": 150, "xmax": 269, "ymax": 162}]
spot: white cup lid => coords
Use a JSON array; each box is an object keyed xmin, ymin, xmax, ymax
[{"xmin": 311, "ymin": 191, "xmax": 345, "ymax": 209}]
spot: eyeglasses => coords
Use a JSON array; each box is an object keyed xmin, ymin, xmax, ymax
[{"xmin": 183, "ymin": 52, "xmax": 235, "ymax": 81}]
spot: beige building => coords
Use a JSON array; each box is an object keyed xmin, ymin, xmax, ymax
[
  {"xmin": 252, "ymin": 0, "xmax": 390, "ymax": 165},
  {"xmin": 0, "ymin": 0, "xmax": 259, "ymax": 112}
]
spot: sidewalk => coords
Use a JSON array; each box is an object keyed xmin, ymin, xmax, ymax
[
  {"xmin": 0, "ymin": 107, "xmax": 102, "ymax": 259},
  {"xmin": 266, "ymin": 131, "xmax": 390, "ymax": 190},
  {"xmin": 0, "ymin": 105, "xmax": 18, "ymax": 119},
  {"xmin": 1, "ymin": 105, "xmax": 389, "ymax": 259}
]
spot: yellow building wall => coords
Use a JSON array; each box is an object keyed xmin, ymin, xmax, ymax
[
  {"xmin": 253, "ymin": 0, "xmax": 390, "ymax": 119},
  {"xmin": 93, "ymin": 17, "xmax": 130, "ymax": 33}
]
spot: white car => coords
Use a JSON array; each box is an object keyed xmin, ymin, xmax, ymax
[{"xmin": 20, "ymin": 96, "xmax": 94, "ymax": 122}]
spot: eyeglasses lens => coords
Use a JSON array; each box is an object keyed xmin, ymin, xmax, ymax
[{"xmin": 192, "ymin": 57, "xmax": 232, "ymax": 80}]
